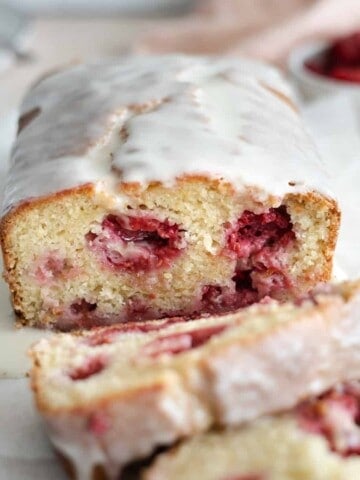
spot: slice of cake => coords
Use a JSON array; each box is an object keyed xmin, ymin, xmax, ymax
[
  {"xmin": 144, "ymin": 382, "xmax": 360, "ymax": 480},
  {"xmin": 29, "ymin": 280, "xmax": 360, "ymax": 479},
  {"xmin": 1, "ymin": 55, "xmax": 339, "ymax": 329}
]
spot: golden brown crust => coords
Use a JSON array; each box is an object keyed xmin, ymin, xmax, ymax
[
  {"xmin": 30, "ymin": 344, "xmax": 170, "ymax": 414},
  {"xmin": 0, "ymin": 183, "xmax": 96, "ymax": 324},
  {"xmin": 285, "ymin": 190, "xmax": 341, "ymax": 284},
  {"xmin": 117, "ymin": 174, "xmax": 237, "ymax": 197}
]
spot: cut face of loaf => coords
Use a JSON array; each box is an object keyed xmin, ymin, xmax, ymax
[
  {"xmin": 0, "ymin": 56, "xmax": 339, "ymax": 329},
  {"xmin": 30, "ymin": 280, "xmax": 360, "ymax": 480},
  {"xmin": 144, "ymin": 382, "xmax": 360, "ymax": 480},
  {"xmin": 2, "ymin": 182, "xmax": 339, "ymax": 330}
]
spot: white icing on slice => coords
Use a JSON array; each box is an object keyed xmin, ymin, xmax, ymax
[{"xmin": 3, "ymin": 55, "xmax": 331, "ymax": 214}]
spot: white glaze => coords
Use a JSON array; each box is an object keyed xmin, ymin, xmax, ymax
[
  {"xmin": 3, "ymin": 55, "xmax": 331, "ymax": 214},
  {"xmin": 208, "ymin": 293, "xmax": 360, "ymax": 427},
  {"xmin": 45, "ymin": 377, "xmax": 211, "ymax": 480}
]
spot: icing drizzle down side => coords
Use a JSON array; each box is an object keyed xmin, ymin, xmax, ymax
[{"xmin": 3, "ymin": 55, "xmax": 331, "ymax": 214}]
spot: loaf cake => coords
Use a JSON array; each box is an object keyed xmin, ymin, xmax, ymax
[
  {"xmin": 1, "ymin": 55, "xmax": 340, "ymax": 329},
  {"xmin": 29, "ymin": 280, "xmax": 360, "ymax": 480},
  {"xmin": 144, "ymin": 381, "xmax": 360, "ymax": 480}
]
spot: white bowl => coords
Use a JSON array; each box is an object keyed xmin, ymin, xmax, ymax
[{"xmin": 288, "ymin": 42, "xmax": 360, "ymax": 101}]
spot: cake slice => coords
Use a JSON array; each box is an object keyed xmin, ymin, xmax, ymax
[
  {"xmin": 144, "ymin": 381, "xmax": 360, "ymax": 480},
  {"xmin": 1, "ymin": 55, "xmax": 339, "ymax": 329},
  {"xmin": 30, "ymin": 280, "xmax": 360, "ymax": 480}
]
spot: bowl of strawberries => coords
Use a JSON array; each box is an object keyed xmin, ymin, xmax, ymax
[{"xmin": 289, "ymin": 32, "xmax": 360, "ymax": 100}]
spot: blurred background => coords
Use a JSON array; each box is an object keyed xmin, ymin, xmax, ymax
[
  {"xmin": 0, "ymin": 0, "xmax": 360, "ymax": 177},
  {"xmin": 1, "ymin": 0, "xmax": 360, "ymax": 113},
  {"xmin": 0, "ymin": 0, "xmax": 193, "ymax": 112}
]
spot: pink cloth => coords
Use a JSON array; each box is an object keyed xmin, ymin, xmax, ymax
[{"xmin": 136, "ymin": 0, "xmax": 360, "ymax": 64}]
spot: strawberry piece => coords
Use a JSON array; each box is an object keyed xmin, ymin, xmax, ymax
[
  {"xmin": 70, "ymin": 299, "xmax": 97, "ymax": 315},
  {"xmin": 69, "ymin": 356, "xmax": 106, "ymax": 381},
  {"xmin": 86, "ymin": 214, "xmax": 186, "ymax": 272},
  {"xmin": 86, "ymin": 318, "xmax": 183, "ymax": 346},
  {"xmin": 224, "ymin": 206, "xmax": 294, "ymax": 307},
  {"xmin": 227, "ymin": 206, "xmax": 294, "ymax": 259},
  {"xmin": 297, "ymin": 384, "xmax": 360, "ymax": 456},
  {"xmin": 331, "ymin": 33, "xmax": 360, "ymax": 66},
  {"xmin": 142, "ymin": 324, "xmax": 228, "ymax": 357},
  {"xmin": 330, "ymin": 66, "xmax": 360, "ymax": 83},
  {"xmin": 88, "ymin": 412, "xmax": 109, "ymax": 436}
]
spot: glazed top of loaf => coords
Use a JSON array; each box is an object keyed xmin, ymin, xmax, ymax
[{"xmin": 3, "ymin": 55, "xmax": 331, "ymax": 214}]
